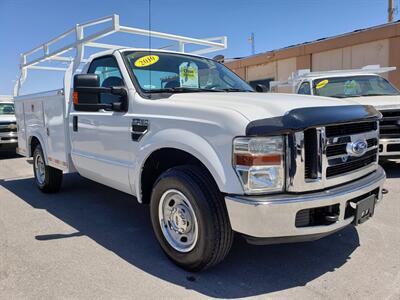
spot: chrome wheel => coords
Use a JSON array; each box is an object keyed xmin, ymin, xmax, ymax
[
  {"xmin": 158, "ymin": 189, "xmax": 198, "ymax": 253},
  {"xmin": 34, "ymin": 152, "xmax": 45, "ymax": 185}
]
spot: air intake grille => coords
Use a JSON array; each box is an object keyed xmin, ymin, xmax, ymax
[
  {"xmin": 304, "ymin": 128, "xmax": 318, "ymax": 179},
  {"xmin": 0, "ymin": 122, "xmax": 17, "ymax": 133},
  {"xmin": 326, "ymin": 149, "xmax": 378, "ymax": 178},
  {"xmin": 326, "ymin": 138, "xmax": 377, "ymax": 157},
  {"xmin": 325, "ymin": 122, "xmax": 377, "ymax": 137},
  {"xmin": 288, "ymin": 120, "xmax": 379, "ymax": 192},
  {"xmin": 379, "ymin": 110, "xmax": 400, "ymax": 139}
]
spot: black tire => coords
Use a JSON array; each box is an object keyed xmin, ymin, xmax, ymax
[
  {"xmin": 33, "ymin": 144, "xmax": 63, "ymax": 193},
  {"xmin": 150, "ymin": 165, "xmax": 234, "ymax": 271}
]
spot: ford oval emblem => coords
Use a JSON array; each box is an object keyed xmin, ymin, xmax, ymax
[
  {"xmin": 8, "ymin": 124, "xmax": 17, "ymax": 130},
  {"xmin": 346, "ymin": 140, "xmax": 368, "ymax": 157}
]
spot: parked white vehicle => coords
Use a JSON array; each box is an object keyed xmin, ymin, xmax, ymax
[
  {"xmin": 0, "ymin": 96, "xmax": 18, "ymax": 151},
  {"xmin": 271, "ymin": 66, "xmax": 400, "ymax": 158},
  {"xmin": 14, "ymin": 16, "xmax": 386, "ymax": 271}
]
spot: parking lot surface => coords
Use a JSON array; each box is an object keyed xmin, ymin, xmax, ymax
[{"xmin": 0, "ymin": 153, "xmax": 399, "ymax": 299}]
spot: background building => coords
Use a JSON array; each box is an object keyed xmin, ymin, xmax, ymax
[{"xmin": 225, "ymin": 21, "xmax": 400, "ymax": 91}]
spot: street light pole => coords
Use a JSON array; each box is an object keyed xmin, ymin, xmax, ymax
[{"xmin": 388, "ymin": 0, "xmax": 394, "ymax": 22}]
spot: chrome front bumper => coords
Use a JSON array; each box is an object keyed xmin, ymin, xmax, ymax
[
  {"xmin": 225, "ymin": 166, "xmax": 386, "ymax": 243},
  {"xmin": 0, "ymin": 132, "xmax": 18, "ymax": 147},
  {"xmin": 380, "ymin": 138, "xmax": 400, "ymax": 156}
]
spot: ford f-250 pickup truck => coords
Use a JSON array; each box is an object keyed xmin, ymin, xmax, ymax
[
  {"xmin": 271, "ymin": 66, "xmax": 400, "ymax": 159},
  {"xmin": 14, "ymin": 16, "xmax": 386, "ymax": 271}
]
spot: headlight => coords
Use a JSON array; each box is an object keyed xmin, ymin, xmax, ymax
[{"xmin": 233, "ymin": 136, "xmax": 285, "ymax": 194}]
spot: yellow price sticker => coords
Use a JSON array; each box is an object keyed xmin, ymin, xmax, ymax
[
  {"xmin": 316, "ymin": 79, "xmax": 329, "ymax": 89},
  {"xmin": 134, "ymin": 55, "xmax": 159, "ymax": 68}
]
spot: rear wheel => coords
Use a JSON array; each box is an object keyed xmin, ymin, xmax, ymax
[
  {"xmin": 150, "ymin": 165, "xmax": 234, "ymax": 271},
  {"xmin": 33, "ymin": 144, "xmax": 63, "ymax": 193}
]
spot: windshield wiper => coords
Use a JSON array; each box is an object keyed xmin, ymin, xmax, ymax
[
  {"xmin": 218, "ymin": 88, "xmax": 253, "ymax": 92},
  {"xmin": 331, "ymin": 95, "xmax": 362, "ymax": 98},
  {"xmin": 361, "ymin": 93, "xmax": 395, "ymax": 97},
  {"xmin": 145, "ymin": 87, "xmax": 224, "ymax": 93}
]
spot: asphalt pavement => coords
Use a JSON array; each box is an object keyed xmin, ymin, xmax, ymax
[{"xmin": 0, "ymin": 153, "xmax": 399, "ymax": 299}]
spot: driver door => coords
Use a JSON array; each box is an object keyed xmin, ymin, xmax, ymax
[{"xmin": 70, "ymin": 56, "xmax": 133, "ymax": 194}]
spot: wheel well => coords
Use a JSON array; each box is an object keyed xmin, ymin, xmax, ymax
[
  {"xmin": 30, "ymin": 136, "xmax": 40, "ymax": 157},
  {"xmin": 140, "ymin": 148, "xmax": 216, "ymax": 204}
]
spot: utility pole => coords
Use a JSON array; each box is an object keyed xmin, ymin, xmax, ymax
[
  {"xmin": 388, "ymin": 0, "xmax": 394, "ymax": 22},
  {"xmin": 248, "ymin": 32, "xmax": 255, "ymax": 55}
]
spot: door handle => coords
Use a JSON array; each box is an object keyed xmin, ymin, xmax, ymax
[{"xmin": 73, "ymin": 116, "xmax": 78, "ymax": 132}]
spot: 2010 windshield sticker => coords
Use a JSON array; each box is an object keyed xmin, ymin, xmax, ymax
[
  {"xmin": 316, "ymin": 79, "xmax": 329, "ymax": 89},
  {"xmin": 134, "ymin": 55, "xmax": 159, "ymax": 68},
  {"xmin": 179, "ymin": 62, "xmax": 199, "ymax": 88}
]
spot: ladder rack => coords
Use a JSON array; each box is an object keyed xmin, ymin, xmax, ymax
[{"xmin": 14, "ymin": 14, "xmax": 227, "ymax": 96}]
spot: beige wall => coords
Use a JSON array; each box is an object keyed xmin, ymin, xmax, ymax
[
  {"xmin": 242, "ymin": 39, "xmax": 391, "ymax": 83},
  {"xmin": 246, "ymin": 58, "xmax": 297, "ymax": 82},
  {"xmin": 247, "ymin": 62, "xmax": 276, "ymax": 81},
  {"xmin": 312, "ymin": 48, "xmax": 345, "ymax": 71},
  {"xmin": 225, "ymin": 22, "xmax": 400, "ymax": 88},
  {"xmin": 311, "ymin": 39, "xmax": 390, "ymax": 78},
  {"xmin": 389, "ymin": 37, "xmax": 400, "ymax": 87},
  {"xmin": 350, "ymin": 39, "xmax": 389, "ymax": 69},
  {"xmin": 245, "ymin": 58, "xmax": 296, "ymax": 92},
  {"xmin": 277, "ymin": 58, "xmax": 297, "ymax": 81}
]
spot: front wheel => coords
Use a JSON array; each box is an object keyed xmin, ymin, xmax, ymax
[
  {"xmin": 33, "ymin": 144, "xmax": 63, "ymax": 193},
  {"xmin": 150, "ymin": 165, "xmax": 234, "ymax": 271}
]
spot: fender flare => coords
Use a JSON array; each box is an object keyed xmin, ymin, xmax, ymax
[{"xmin": 131, "ymin": 128, "xmax": 242, "ymax": 202}]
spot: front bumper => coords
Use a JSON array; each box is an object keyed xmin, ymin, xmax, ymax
[
  {"xmin": 379, "ymin": 138, "xmax": 400, "ymax": 157},
  {"xmin": 0, "ymin": 132, "xmax": 18, "ymax": 149},
  {"xmin": 225, "ymin": 166, "xmax": 386, "ymax": 243}
]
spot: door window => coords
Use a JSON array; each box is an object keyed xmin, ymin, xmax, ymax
[
  {"xmin": 88, "ymin": 56, "xmax": 125, "ymax": 104},
  {"xmin": 298, "ymin": 82, "xmax": 311, "ymax": 95}
]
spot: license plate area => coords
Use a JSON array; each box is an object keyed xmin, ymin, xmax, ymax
[{"xmin": 351, "ymin": 195, "xmax": 376, "ymax": 225}]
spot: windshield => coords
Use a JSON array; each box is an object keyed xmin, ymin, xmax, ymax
[
  {"xmin": 0, "ymin": 103, "xmax": 14, "ymax": 115},
  {"xmin": 313, "ymin": 75, "xmax": 400, "ymax": 98},
  {"xmin": 124, "ymin": 51, "xmax": 254, "ymax": 94}
]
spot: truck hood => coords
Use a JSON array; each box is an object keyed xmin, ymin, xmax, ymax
[
  {"xmin": 0, "ymin": 115, "xmax": 16, "ymax": 122},
  {"xmin": 168, "ymin": 92, "xmax": 356, "ymax": 121},
  {"xmin": 345, "ymin": 95, "xmax": 400, "ymax": 110}
]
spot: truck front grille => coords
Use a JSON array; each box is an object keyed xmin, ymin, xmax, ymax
[
  {"xmin": 0, "ymin": 122, "xmax": 17, "ymax": 133},
  {"xmin": 288, "ymin": 120, "xmax": 379, "ymax": 192},
  {"xmin": 326, "ymin": 149, "xmax": 378, "ymax": 178},
  {"xmin": 379, "ymin": 110, "xmax": 400, "ymax": 139},
  {"xmin": 304, "ymin": 128, "xmax": 318, "ymax": 179},
  {"xmin": 325, "ymin": 121, "xmax": 377, "ymax": 137},
  {"xmin": 325, "ymin": 138, "xmax": 377, "ymax": 157}
]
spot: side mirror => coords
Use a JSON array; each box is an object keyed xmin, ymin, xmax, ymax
[
  {"xmin": 255, "ymin": 84, "xmax": 268, "ymax": 93},
  {"xmin": 73, "ymin": 74, "xmax": 128, "ymax": 112},
  {"xmin": 213, "ymin": 55, "xmax": 225, "ymax": 63},
  {"xmin": 73, "ymin": 74, "xmax": 101, "ymax": 111}
]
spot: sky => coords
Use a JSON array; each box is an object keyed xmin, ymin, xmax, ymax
[{"xmin": 0, "ymin": 0, "xmax": 398, "ymax": 95}]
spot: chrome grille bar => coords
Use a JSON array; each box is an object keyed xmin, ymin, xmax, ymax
[{"xmin": 287, "ymin": 121, "xmax": 379, "ymax": 192}]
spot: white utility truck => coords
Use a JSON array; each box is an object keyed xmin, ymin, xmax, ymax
[
  {"xmin": 271, "ymin": 66, "xmax": 400, "ymax": 158},
  {"xmin": 0, "ymin": 96, "xmax": 17, "ymax": 151},
  {"xmin": 14, "ymin": 15, "xmax": 386, "ymax": 271}
]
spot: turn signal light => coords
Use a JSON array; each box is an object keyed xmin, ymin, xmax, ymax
[
  {"xmin": 73, "ymin": 92, "xmax": 79, "ymax": 105},
  {"xmin": 234, "ymin": 153, "xmax": 282, "ymax": 166}
]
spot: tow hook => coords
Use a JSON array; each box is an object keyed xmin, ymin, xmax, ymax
[{"xmin": 382, "ymin": 188, "xmax": 389, "ymax": 195}]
